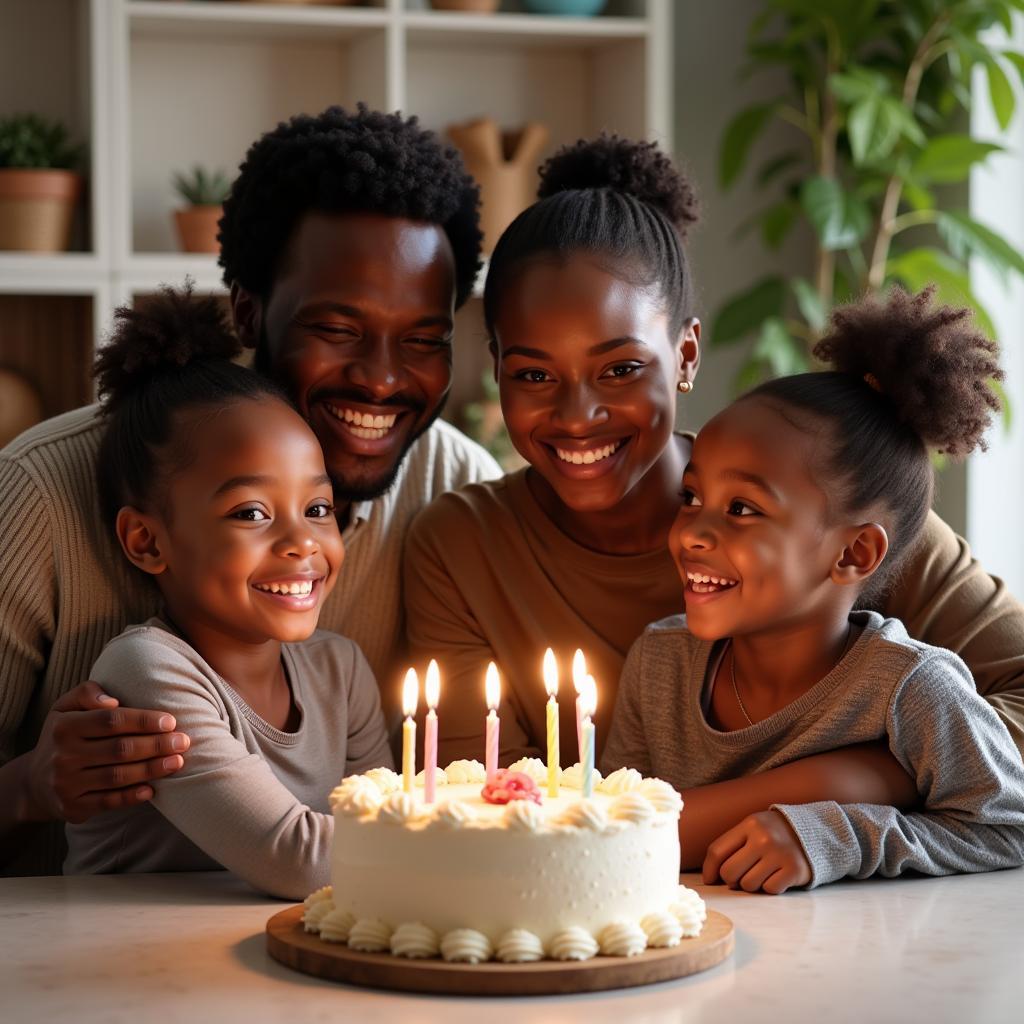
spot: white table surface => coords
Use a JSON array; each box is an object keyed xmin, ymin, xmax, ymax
[{"xmin": 1, "ymin": 869, "xmax": 1021, "ymax": 1024}]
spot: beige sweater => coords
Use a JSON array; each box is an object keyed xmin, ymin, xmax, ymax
[
  {"xmin": 404, "ymin": 468, "xmax": 1024, "ymax": 769},
  {"xmin": 0, "ymin": 405, "xmax": 500, "ymax": 874}
]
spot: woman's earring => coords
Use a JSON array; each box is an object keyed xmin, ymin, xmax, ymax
[{"xmin": 677, "ymin": 380, "xmax": 693, "ymax": 394}]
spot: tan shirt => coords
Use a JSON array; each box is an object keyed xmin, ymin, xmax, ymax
[
  {"xmin": 65, "ymin": 621, "xmax": 392, "ymax": 900},
  {"xmin": 403, "ymin": 467, "xmax": 1024, "ymax": 768},
  {"xmin": 0, "ymin": 405, "xmax": 500, "ymax": 874}
]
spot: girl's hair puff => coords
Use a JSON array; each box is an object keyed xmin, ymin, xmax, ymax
[
  {"xmin": 746, "ymin": 286, "xmax": 1002, "ymax": 598},
  {"xmin": 483, "ymin": 133, "xmax": 698, "ymax": 340},
  {"xmin": 94, "ymin": 283, "xmax": 289, "ymax": 528}
]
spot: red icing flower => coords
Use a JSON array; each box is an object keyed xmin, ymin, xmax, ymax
[{"xmin": 481, "ymin": 769, "xmax": 542, "ymax": 806}]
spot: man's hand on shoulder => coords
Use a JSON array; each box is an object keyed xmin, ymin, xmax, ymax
[{"xmin": 14, "ymin": 681, "xmax": 191, "ymax": 825}]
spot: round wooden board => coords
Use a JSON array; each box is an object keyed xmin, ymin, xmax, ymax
[{"xmin": 266, "ymin": 905, "xmax": 734, "ymax": 996}]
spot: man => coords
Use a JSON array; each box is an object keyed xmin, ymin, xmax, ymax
[{"xmin": 0, "ymin": 106, "xmax": 501, "ymax": 873}]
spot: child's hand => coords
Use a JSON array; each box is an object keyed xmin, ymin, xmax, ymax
[{"xmin": 702, "ymin": 810, "xmax": 811, "ymax": 894}]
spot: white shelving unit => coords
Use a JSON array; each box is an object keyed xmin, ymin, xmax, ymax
[{"xmin": 0, "ymin": 0, "xmax": 671, "ymax": 415}]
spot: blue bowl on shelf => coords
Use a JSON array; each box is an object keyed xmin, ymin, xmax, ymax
[{"xmin": 523, "ymin": 0, "xmax": 608, "ymax": 15}]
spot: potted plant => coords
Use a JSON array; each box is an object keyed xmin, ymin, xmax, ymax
[
  {"xmin": 0, "ymin": 113, "xmax": 84, "ymax": 252},
  {"xmin": 172, "ymin": 166, "xmax": 231, "ymax": 254}
]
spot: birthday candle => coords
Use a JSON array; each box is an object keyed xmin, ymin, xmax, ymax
[
  {"xmin": 543, "ymin": 648, "xmax": 559, "ymax": 798},
  {"xmin": 485, "ymin": 662, "xmax": 500, "ymax": 783},
  {"xmin": 572, "ymin": 648, "xmax": 586, "ymax": 762},
  {"xmin": 401, "ymin": 668, "xmax": 419, "ymax": 795},
  {"xmin": 580, "ymin": 675, "xmax": 597, "ymax": 799},
  {"xmin": 424, "ymin": 659, "xmax": 440, "ymax": 804}
]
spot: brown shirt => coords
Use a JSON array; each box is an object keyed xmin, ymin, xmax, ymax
[{"xmin": 403, "ymin": 467, "xmax": 1024, "ymax": 768}]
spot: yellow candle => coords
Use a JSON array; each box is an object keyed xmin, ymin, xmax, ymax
[
  {"xmin": 401, "ymin": 667, "xmax": 419, "ymax": 795},
  {"xmin": 543, "ymin": 648, "xmax": 559, "ymax": 797}
]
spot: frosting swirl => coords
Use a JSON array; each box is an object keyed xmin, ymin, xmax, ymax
[
  {"xmin": 301, "ymin": 896, "xmax": 334, "ymax": 934},
  {"xmin": 432, "ymin": 800, "xmax": 478, "ymax": 829},
  {"xmin": 415, "ymin": 767, "xmax": 448, "ymax": 788},
  {"xmin": 549, "ymin": 926, "xmax": 599, "ymax": 961},
  {"xmin": 598, "ymin": 920, "xmax": 648, "ymax": 957},
  {"xmin": 608, "ymin": 793, "xmax": 656, "ymax": 825},
  {"xmin": 390, "ymin": 922, "xmax": 440, "ymax": 959},
  {"xmin": 504, "ymin": 799, "xmax": 545, "ymax": 832},
  {"xmin": 302, "ymin": 884, "xmax": 332, "ymax": 909},
  {"xmin": 319, "ymin": 908, "xmax": 356, "ymax": 943},
  {"xmin": 329, "ymin": 775, "xmax": 378, "ymax": 812},
  {"xmin": 638, "ymin": 778, "xmax": 684, "ymax": 815},
  {"xmin": 440, "ymin": 928, "xmax": 493, "ymax": 964},
  {"xmin": 377, "ymin": 791, "xmax": 420, "ymax": 825},
  {"xmin": 444, "ymin": 759, "xmax": 486, "ymax": 784},
  {"xmin": 364, "ymin": 766, "xmax": 401, "ymax": 794},
  {"xmin": 347, "ymin": 918, "xmax": 393, "ymax": 952},
  {"xmin": 559, "ymin": 762, "xmax": 603, "ymax": 791},
  {"xmin": 670, "ymin": 884, "xmax": 708, "ymax": 937},
  {"xmin": 333, "ymin": 782, "xmax": 384, "ymax": 818},
  {"xmin": 553, "ymin": 798, "xmax": 608, "ymax": 832},
  {"xmin": 507, "ymin": 757, "xmax": 547, "ymax": 784},
  {"xmin": 599, "ymin": 767, "xmax": 643, "ymax": 795},
  {"xmin": 496, "ymin": 929, "xmax": 545, "ymax": 963},
  {"xmin": 641, "ymin": 911, "xmax": 683, "ymax": 948}
]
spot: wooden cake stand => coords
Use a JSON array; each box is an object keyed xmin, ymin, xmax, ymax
[{"xmin": 266, "ymin": 905, "xmax": 734, "ymax": 996}]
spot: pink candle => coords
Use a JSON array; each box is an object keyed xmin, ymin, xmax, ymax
[
  {"xmin": 485, "ymin": 661, "xmax": 500, "ymax": 783},
  {"xmin": 424, "ymin": 659, "xmax": 441, "ymax": 804}
]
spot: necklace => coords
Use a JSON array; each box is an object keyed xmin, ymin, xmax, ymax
[{"xmin": 729, "ymin": 644, "xmax": 755, "ymax": 727}]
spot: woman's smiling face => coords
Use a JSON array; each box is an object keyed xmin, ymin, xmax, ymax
[{"xmin": 493, "ymin": 256, "xmax": 693, "ymax": 513}]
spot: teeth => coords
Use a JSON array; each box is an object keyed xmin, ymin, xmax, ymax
[
  {"xmin": 555, "ymin": 441, "xmax": 622, "ymax": 465},
  {"xmin": 255, "ymin": 580, "xmax": 315, "ymax": 596},
  {"xmin": 685, "ymin": 571, "xmax": 737, "ymax": 588},
  {"xmin": 326, "ymin": 404, "xmax": 398, "ymax": 438}
]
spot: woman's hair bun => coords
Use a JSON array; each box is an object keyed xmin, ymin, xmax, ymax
[
  {"xmin": 813, "ymin": 286, "xmax": 1002, "ymax": 457},
  {"xmin": 537, "ymin": 133, "xmax": 698, "ymax": 239},
  {"xmin": 94, "ymin": 282, "xmax": 241, "ymax": 409}
]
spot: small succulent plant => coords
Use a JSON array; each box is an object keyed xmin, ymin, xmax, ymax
[
  {"xmin": 172, "ymin": 165, "xmax": 232, "ymax": 206},
  {"xmin": 0, "ymin": 113, "xmax": 83, "ymax": 170}
]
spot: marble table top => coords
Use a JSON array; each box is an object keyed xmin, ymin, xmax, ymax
[{"xmin": 1, "ymin": 869, "xmax": 1021, "ymax": 1023}]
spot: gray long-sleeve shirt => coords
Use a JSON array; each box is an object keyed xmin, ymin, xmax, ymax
[
  {"xmin": 602, "ymin": 610, "xmax": 1024, "ymax": 888},
  {"xmin": 64, "ymin": 620, "xmax": 393, "ymax": 899}
]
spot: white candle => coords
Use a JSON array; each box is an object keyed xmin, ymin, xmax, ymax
[
  {"xmin": 485, "ymin": 662, "xmax": 500, "ymax": 783},
  {"xmin": 424, "ymin": 659, "xmax": 440, "ymax": 804},
  {"xmin": 580, "ymin": 674, "xmax": 597, "ymax": 799},
  {"xmin": 401, "ymin": 668, "xmax": 419, "ymax": 795},
  {"xmin": 543, "ymin": 648, "xmax": 559, "ymax": 798}
]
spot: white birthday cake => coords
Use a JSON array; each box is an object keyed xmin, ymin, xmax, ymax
[{"xmin": 302, "ymin": 758, "xmax": 705, "ymax": 963}]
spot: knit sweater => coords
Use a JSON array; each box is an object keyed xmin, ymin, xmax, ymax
[
  {"xmin": 0, "ymin": 405, "xmax": 500, "ymax": 874},
  {"xmin": 602, "ymin": 611, "xmax": 1024, "ymax": 888}
]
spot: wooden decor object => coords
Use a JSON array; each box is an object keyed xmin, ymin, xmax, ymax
[{"xmin": 266, "ymin": 905, "xmax": 734, "ymax": 995}]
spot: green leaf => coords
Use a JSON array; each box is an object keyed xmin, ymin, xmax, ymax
[
  {"xmin": 829, "ymin": 68, "xmax": 890, "ymax": 104},
  {"xmin": 902, "ymin": 182, "xmax": 935, "ymax": 211},
  {"xmin": 800, "ymin": 176, "xmax": 871, "ymax": 250},
  {"xmin": 755, "ymin": 151, "xmax": 803, "ymax": 189},
  {"xmin": 886, "ymin": 247, "xmax": 996, "ymax": 337},
  {"xmin": 911, "ymin": 135, "xmax": 1002, "ymax": 184},
  {"xmin": 719, "ymin": 104, "xmax": 776, "ymax": 188},
  {"xmin": 791, "ymin": 278, "xmax": 827, "ymax": 332},
  {"xmin": 711, "ymin": 276, "xmax": 786, "ymax": 346},
  {"xmin": 935, "ymin": 210, "xmax": 1024, "ymax": 286},
  {"xmin": 985, "ymin": 56, "xmax": 1016, "ymax": 131},
  {"xmin": 751, "ymin": 317, "xmax": 808, "ymax": 378},
  {"xmin": 761, "ymin": 202, "xmax": 798, "ymax": 249},
  {"xmin": 990, "ymin": 377, "xmax": 1013, "ymax": 433},
  {"xmin": 1003, "ymin": 51, "xmax": 1024, "ymax": 91},
  {"xmin": 847, "ymin": 95, "xmax": 902, "ymax": 164}
]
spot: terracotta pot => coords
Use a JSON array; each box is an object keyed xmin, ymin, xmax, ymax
[
  {"xmin": 430, "ymin": 0, "xmax": 501, "ymax": 12},
  {"xmin": 174, "ymin": 205, "xmax": 222, "ymax": 254},
  {"xmin": 0, "ymin": 168, "xmax": 81, "ymax": 252},
  {"xmin": 0, "ymin": 367, "xmax": 44, "ymax": 447}
]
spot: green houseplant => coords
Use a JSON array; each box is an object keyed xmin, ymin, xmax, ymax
[
  {"xmin": 172, "ymin": 165, "xmax": 232, "ymax": 254},
  {"xmin": 713, "ymin": 0, "xmax": 1024, "ymax": 392},
  {"xmin": 0, "ymin": 113, "xmax": 84, "ymax": 252}
]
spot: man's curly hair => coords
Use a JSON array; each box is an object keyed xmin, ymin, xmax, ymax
[{"xmin": 218, "ymin": 104, "xmax": 482, "ymax": 308}]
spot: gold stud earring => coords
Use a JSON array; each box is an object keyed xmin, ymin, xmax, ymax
[{"xmin": 677, "ymin": 380, "xmax": 693, "ymax": 394}]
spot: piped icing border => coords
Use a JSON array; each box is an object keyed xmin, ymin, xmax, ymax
[{"xmin": 302, "ymin": 884, "xmax": 706, "ymax": 963}]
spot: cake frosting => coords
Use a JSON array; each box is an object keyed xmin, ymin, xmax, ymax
[{"xmin": 303, "ymin": 759, "xmax": 704, "ymax": 963}]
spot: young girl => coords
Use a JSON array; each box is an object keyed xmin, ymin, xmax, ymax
[
  {"xmin": 602, "ymin": 287, "xmax": 1024, "ymax": 893},
  {"xmin": 64, "ymin": 287, "xmax": 393, "ymax": 899},
  {"xmin": 403, "ymin": 135, "xmax": 1024, "ymax": 861}
]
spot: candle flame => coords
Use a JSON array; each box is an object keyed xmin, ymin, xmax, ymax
[
  {"xmin": 402, "ymin": 667, "xmax": 419, "ymax": 718},
  {"xmin": 425, "ymin": 659, "xmax": 441, "ymax": 710},
  {"xmin": 485, "ymin": 661, "xmax": 501, "ymax": 711},
  {"xmin": 543, "ymin": 647, "xmax": 558, "ymax": 698},
  {"xmin": 580, "ymin": 674, "xmax": 598, "ymax": 718},
  {"xmin": 572, "ymin": 648, "xmax": 586, "ymax": 695}
]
